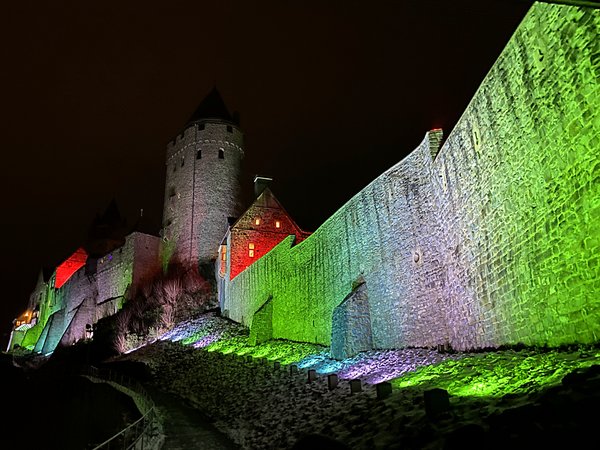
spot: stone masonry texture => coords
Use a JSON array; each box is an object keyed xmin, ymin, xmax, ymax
[
  {"xmin": 22, "ymin": 232, "xmax": 160, "ymax": 354},
  {"xmin": 162, "ymin": 121, "xmax": 244, "ymax": 267},
  {"xmin": 223, "ymin": 3, "xmax": 600, "ymax": 352}
]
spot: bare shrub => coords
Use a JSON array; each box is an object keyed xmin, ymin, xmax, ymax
[
  {"xmin": 160, "ymin": 303, "xmax": 175, "ymax": 330},
  {"xmin": 163, "ymin": 278, "xmax": 182, "ymax": 305}
]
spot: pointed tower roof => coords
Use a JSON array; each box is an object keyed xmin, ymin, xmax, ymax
[
  {"xmin": 102, "ymin": 198, "xmax": 123, "ymax": 224},
  {"xmin": 185, "ymin": 87, "xmax": 235, "ymax": 127},
  {"xmin": 85, "ymin": 198, "xmax": 128, "ymax": 257}
]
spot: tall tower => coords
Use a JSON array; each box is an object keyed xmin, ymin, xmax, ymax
[{"xmin": 161, "ymin": 87, "xmax": 244, "ymax": 269}]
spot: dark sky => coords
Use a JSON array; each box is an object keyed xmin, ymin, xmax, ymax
[{"xmin": 0, "ymin": 0, "xmax": 533, "ymax": 345}]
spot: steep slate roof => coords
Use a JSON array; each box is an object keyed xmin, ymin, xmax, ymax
[
  {"xmin": 185, "ymin": 87, "xmax": 234, "ymax": 126},
  {"xmin": 230, "ymin": 187, "xmax": 310, "ymax": 237}
]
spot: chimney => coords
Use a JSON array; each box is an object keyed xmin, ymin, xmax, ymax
[{"xmin": 254, "ymin": 175, "xmax": 273, "ymax": 198}]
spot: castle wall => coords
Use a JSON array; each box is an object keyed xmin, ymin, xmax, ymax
[
  {"xmin": 96, "ymin": 237, "xmax": 134, "ymax": 306},
  {"xmin": 224, "ymin": 3, "xmax": 600, "ymax": 351},
  {"xmin": 162, "ymin": 121, "xmax": 244, "ymax": 267},
  {"xmin": 433, "ymin": 3, "xmax": 600, "ymax": 349},
  {"xmin": 41, "ymin": 266, "xmax": 96, "ymax": 351},
  {"xmin": 132, "ymin": 232, "xmax": 161, "ymax": 293},
  {"xmin": 60, "ymin": 297, "xmax": 96, "ymax": 346},
  {"xmin": 26, "ymin": 232, "xmax": 160, "ymax": 353},
  {"xmin": 224, "ymin": 131, "xmax": 448, "ymax": 349},
  {"xmin": 21, "ymin": 323, "xmax": 43, "ymax": 350}
]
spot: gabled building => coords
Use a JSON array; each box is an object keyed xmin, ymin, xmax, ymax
[{"xmin": 217, "ymin": 177, "xmax": 311, "ymax": 309}]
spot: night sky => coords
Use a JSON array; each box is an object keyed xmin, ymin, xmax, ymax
[{"xmin": 0, "ymin": 0, "xmax": 533, "ymax": 345}]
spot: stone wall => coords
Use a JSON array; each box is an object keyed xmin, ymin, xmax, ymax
[
  {"xmin": 40, "ymin": 266, "xmax": 95, "ymax": 352},
  {"xmin": 331, "ymin": 279, "xmax": 373, "ymax": 360},
  {"xmin": 224, "ymin": 130, "xmax": 447, "ymax": 349},
  {"xmin": 223, "ymin": 3, "xmax": 600, "ymax": 352},
  {"xmin": 96, "ymin": 238, "xmax": 134, "ymax": 305},
  {"xmin": 131, "ymin": 232, "xmax": 161, "ymax": 295},
  {"xmin": 162, "ymin": 121, "xmax": 244, "ymax": 267},
  {"xmin": 433, "ymin": 3, "xmax": 600, "ymax": 349},
  {"xmin": 27, "ymin": 232, "xmax": 160, "ymax": 353}
]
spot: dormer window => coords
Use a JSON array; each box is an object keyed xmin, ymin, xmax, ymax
[
  {"xmin": 275, "ymin": 220, "xmax": 281, "ymax": 229},
  {"xmin": 255, "ymin": 218, "xmax": 261, "ymax": 225},
  {"xmin": 248, "ymin": 243, "xmax": 255, "ymax": 257}
]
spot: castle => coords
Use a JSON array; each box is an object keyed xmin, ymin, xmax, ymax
[{"xmin": 8, "ymin": 2, "xmax": 600, "ymax": 359}]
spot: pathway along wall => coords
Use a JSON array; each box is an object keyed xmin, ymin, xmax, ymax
[{"xmin": 223, "ymin": 3, "xmax": 600, "ymax": 352}]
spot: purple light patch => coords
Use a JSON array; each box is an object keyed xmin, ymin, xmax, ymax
[{"xmin": 193, "ymin": 334, "xmax": 220, "ymax": 348}]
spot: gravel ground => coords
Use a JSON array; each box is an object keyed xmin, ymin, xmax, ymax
[{"xmin": 116, "ymin": 312, "xmax": 600, "ymax": 449}]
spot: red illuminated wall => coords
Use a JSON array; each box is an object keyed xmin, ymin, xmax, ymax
[
  {"xmin": 55, "ymin": 248, "xmax": 88, "ymax": 288},
  {"xmin": 227, "ymin": 188, "xmax": 310, "ymax": 279}
]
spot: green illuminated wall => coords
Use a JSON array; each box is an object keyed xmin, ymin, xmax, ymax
[
  {"xmin": 223, "ymin": 3, "xmax": 599, "ymax": 351},
  {"xmin": 224, "ymin": 131, "xmax": 448, "ymax": 349},
  {"xmin": 435, "ymin": 2, "xmax": 600, "ymax": 348}
]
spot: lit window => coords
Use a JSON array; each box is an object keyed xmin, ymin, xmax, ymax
[
  {"xmin": 249, "ymin": 243, "xmax": 255, "ymax": 257},
  {"xmin": 275, "ymin": 220, "xmax": 281, "ymax": 228},
  {"xmin": 221, "ymin": 247, "xmax": 227, "ymax": 261},
  {"xmin": 255, "ymin": 218, "xmax": 261, "ymax": 225}
]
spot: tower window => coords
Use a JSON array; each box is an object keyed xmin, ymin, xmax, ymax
[
  {"xmin": 196, "ymin": 150, "xmax": 202, "ymax": 159},
  {"xmin": 181, "ymin": 157, "xmax": 185, "ymax": 167},
  {"xmin": 198, "ymin": 123, "xmax": 205, "ymax": 131},
  {"xmin": 248, "ymin": 243, "xmax": 255, "ymax": 257},
  {"xmin": 226, "ymin": 125, "xmax": 233, "ymax": 133},
  {"xmin": 275, "ymin": 220, "xmax": 281, "ymax": 228},
  {"xmin": 173, "ymin": 164, "xmax": 176, "ymax": 172},
  {"xmin": 169, "ymin": 187, "xmax": 176, "ymax": 197},
  {"xmin": 255, "ymin": 218, "xmax": 261, "ymax": 225},
  {"xmin": 219, "ymin": 148, "xmax": 225, "ymax": 159}
]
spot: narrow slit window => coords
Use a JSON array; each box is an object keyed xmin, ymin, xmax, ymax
[
  {"xmin": 218, "ymin": 148, "xmax": 225, "ymax": 159},
  {"xmin": 226, "ymin": 125, "xmax": 233, "ymax": 133},
  {"xmin": 181, "ymin": 157, "xmax": 185, "ymax": 167},
  {"xmin": 248, "ymin": 243, "xmax": 255, "ymax": 257},
  {"xmin": 196, "ymin": 150, "xmax": 202, "ymax": 159},
  {"xmin": 275, "ymin": 220, "xmax": 281, "ymax": 228}
]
